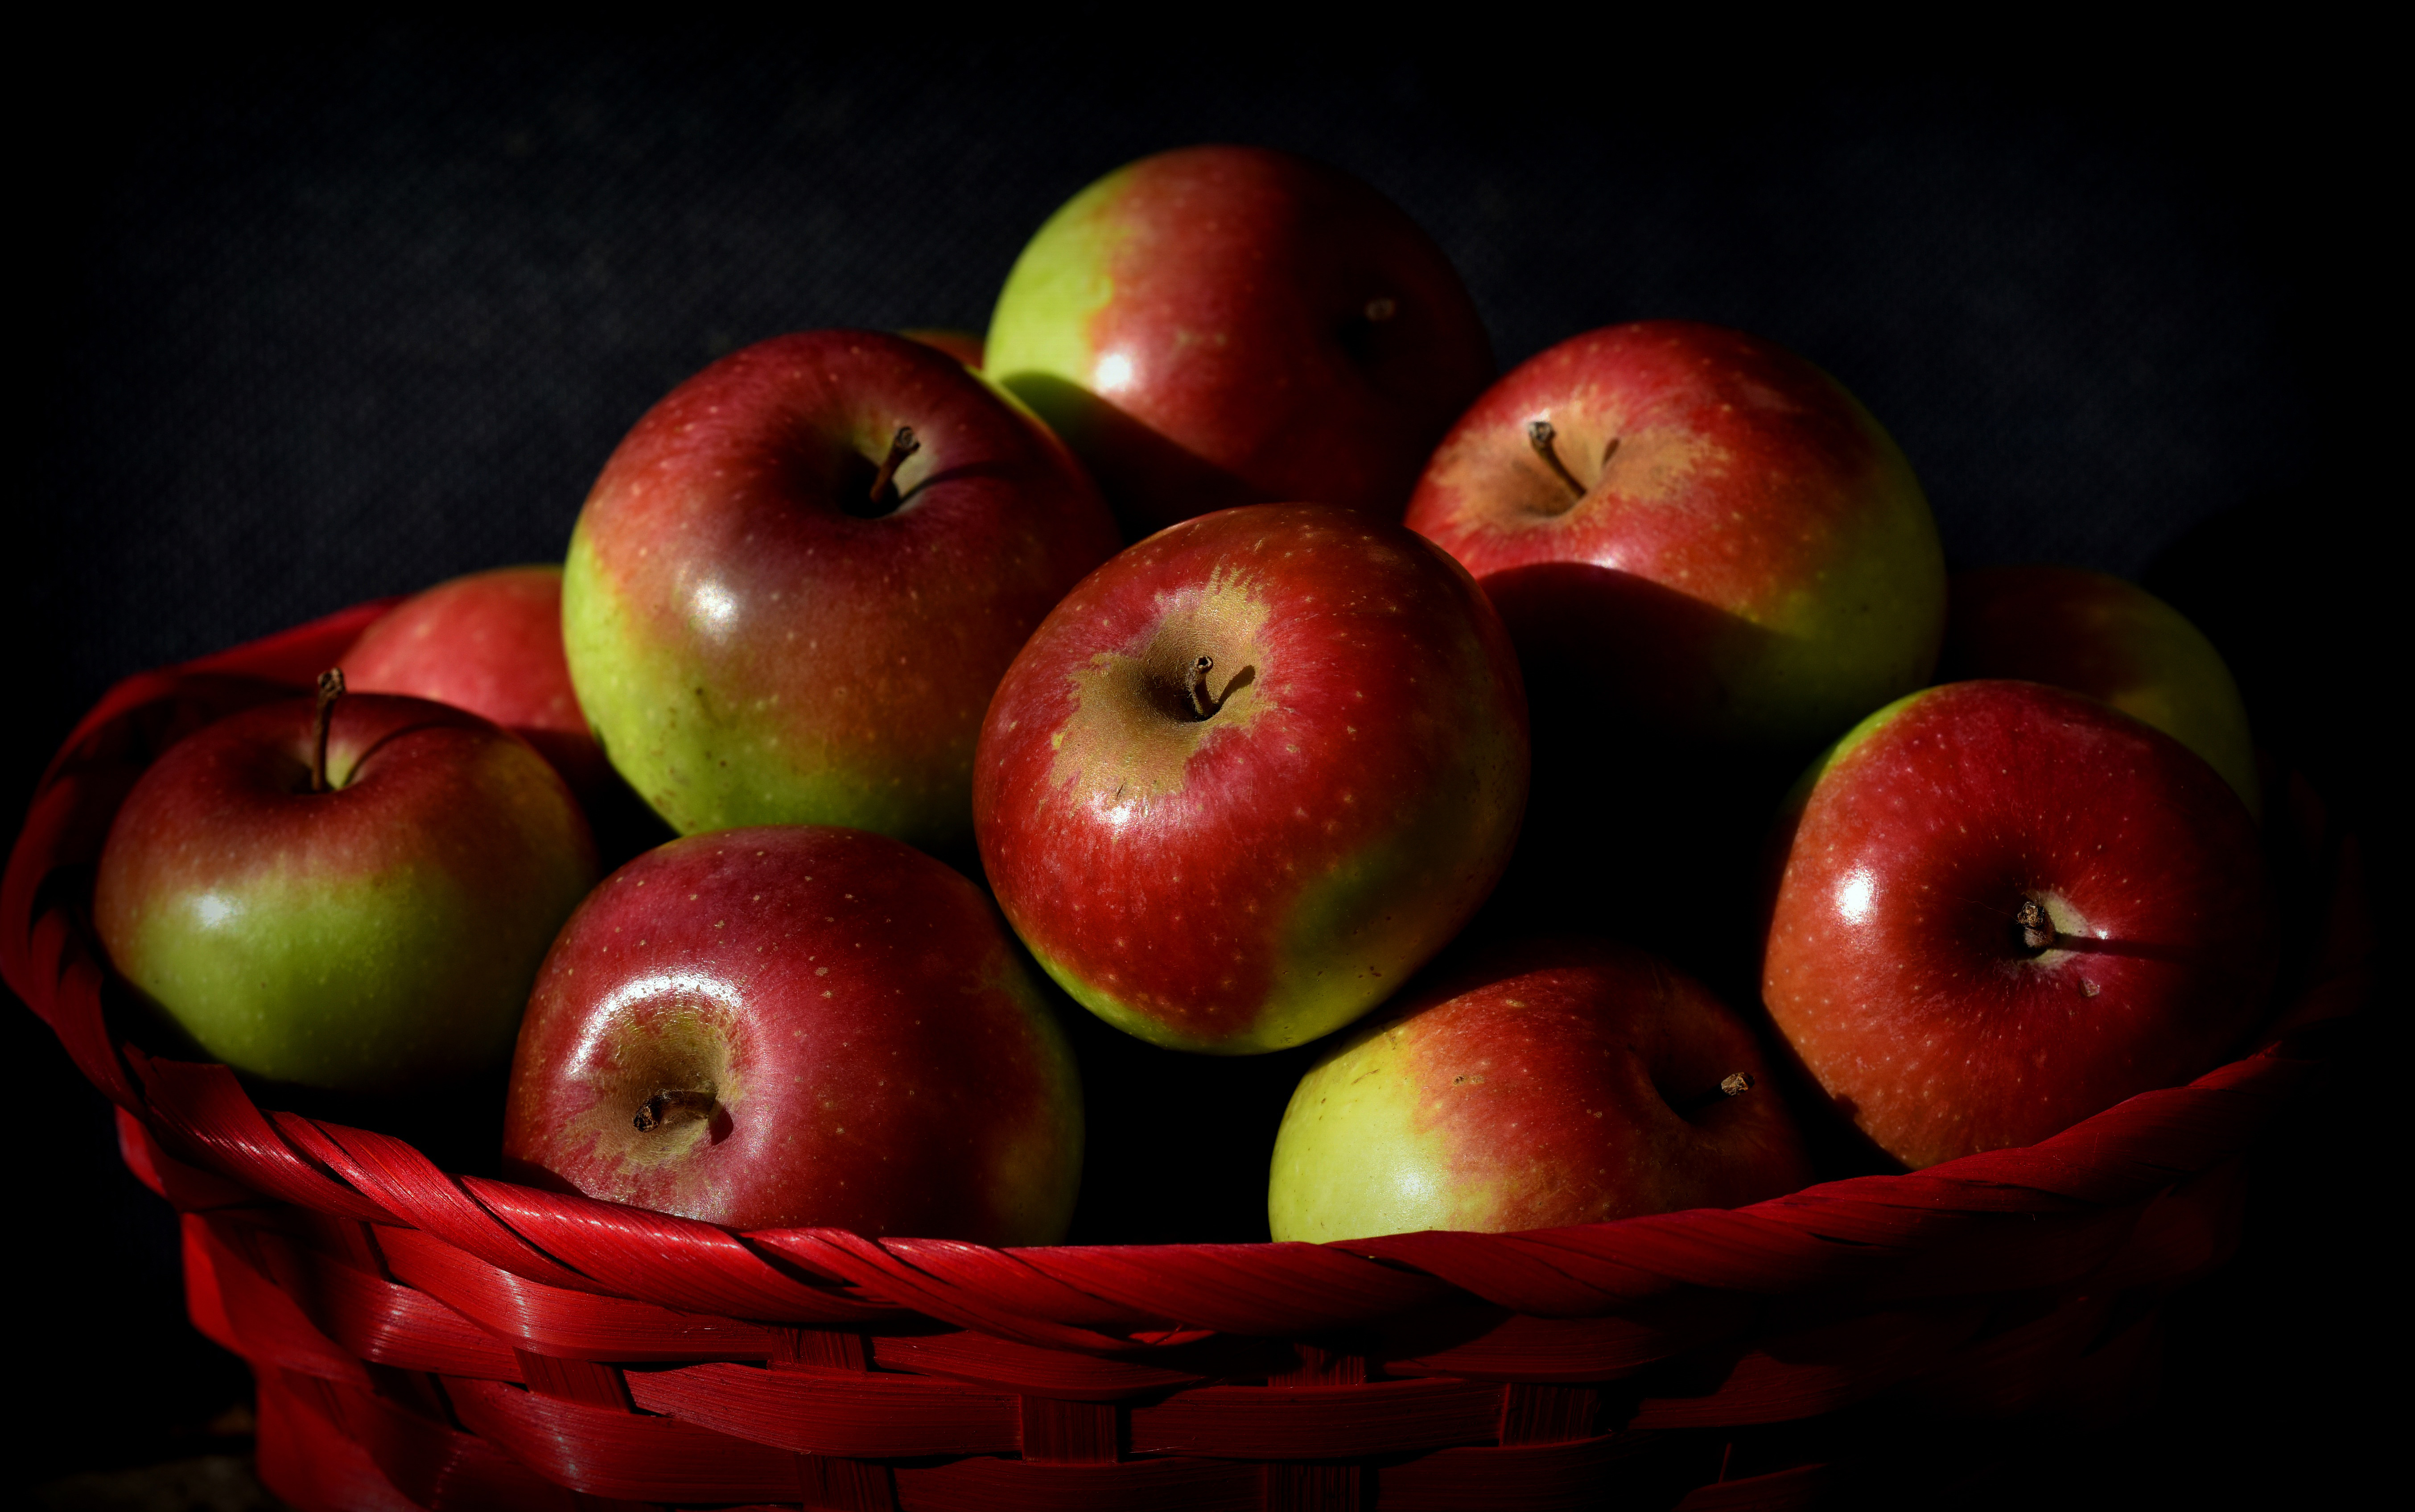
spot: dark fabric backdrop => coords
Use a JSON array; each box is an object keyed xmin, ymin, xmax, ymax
[{"xmin": 10, "ymin": 23, "xmax": 2393, "ymax": 1504}]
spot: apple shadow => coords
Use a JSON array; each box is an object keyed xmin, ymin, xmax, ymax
[
  {"xmin": 1466, "ymin": 562, "xmax": 1806, "ymax": 1009},
  {"xmin": 1044, "ymin": 977, "xmax": 1324, "ymax": 1247},
  {"xmin": 997, "ymin": 372, "xmax": 1261, "ymax": 540}
]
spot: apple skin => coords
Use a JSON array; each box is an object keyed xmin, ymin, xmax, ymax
[
  {"xmin": 1269, "ymin": 938, "xmax": 1812, "ymax": 1242},
  {"xmin": 341, "ymin": 564, "xmax": 614, "ymax": 803},
  {"xmin": 973, "ymin": 503, "xmax": 1529, "ymax": 1055},
  {"xmin": 1761, "ymin": 679, "xmax": 2273, "ymax": 1170},
  {"xmin": 985, "ymin": 145, "xmax": 1494, "ymax": 538},
  {"xmin": 93, "ymin": 693, "xmax": 599, "ymax": 1094},
  {"xmin": 1403, "ymin": 320, "xmax": 1945, "ymax": 751},
  {"xmin": 1942, "ymin": 564, "xmax": 2259, "ymax": 817},
  {"xmin": 501, "ymin": 825, "xmax": 1083, "ymax": 1241},
  {"xmin": 562, "ymin": 330, "xmax": 1120, "ymax": 850}
]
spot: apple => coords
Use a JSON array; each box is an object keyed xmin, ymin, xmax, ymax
[
  {"xmin": 93, "ymin": 679, "xmax": 599, "ymax": 1094},
  {"xmin": 502, "ymin": 824, "xmax": 1083, "ymax": 1241},
  {"xmin": 1941, "ymin": 564, "xmax": 2260, "ymax": 816},
  {"xmin": 1760, "ymin": 679, "xmax": 2273, "ymax": 1170},
  {"xmin": 1404, "ymin": 320, "xmax": 1946, "ymax": 753},
  {"xmin": 985, "ymin": 144, "xmax": 1494, "ymax": 537},
  {"xmin": 341, "ymin": 563, "xmax": 613, "ymax": 803},
  {"xmin": 973, "ymin": 503, "xmax": 1529, "ymax": 1055},
  {"xmin": 1269, "ymin": 937, "xmax": 1811, "ymax": 1242},
  {"xmin": 561, "ymin": 330, "xmax": 1119, "ymax": 851}
]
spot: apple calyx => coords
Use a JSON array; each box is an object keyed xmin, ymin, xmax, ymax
[
  {"xmin": 2014, "ymin": 899, "xmax": 2056, "ymax": 954},
  {"xmin": 1671, "ymin": 1069, "xmax": 1760, "ymax": 1118},
  {"xmin": 309, "ymin": 668, "xmax": 346, "ymax": 793},
  {"xmin": 1364, "ymin": 297, "xmax": 1397, "ymax": 322},
  {"xmin": 1524, "ymin": 420, "xmax": 1589, "ymax": 509},
  {"xmin": 632, "ymin": 1088, "xmax": 719, "ymax": 1133}
]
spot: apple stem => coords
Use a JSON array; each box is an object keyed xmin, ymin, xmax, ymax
[
  {"xmin": 1363, "ymin": 297, "xmax": 1397, "ymax": 322},
  {"xmin": 633, "ymin": 1089, "xmax": 717, "ymax": 1133},
  {"xmin": 1184, "ymin": 655, "xmax": 1222, "ymax": 720},
  {"xmin": 866, "ymin": 425, "xmax": 921, "ymax": 506},
  {"xmin": 1719, "ymin": 1071, "xmax": 1755, "ymax": 1097},
  {"xmin": 310, "ymin": 668, "xmax": 345, "ymax": 794},
  {"xmin": 2015, "ymin": 900, "xmax": 2056, "ymax": 953},
  {"xmin": 1526, "ymin": 420, "xmax": 1587, "ymax": 501}
]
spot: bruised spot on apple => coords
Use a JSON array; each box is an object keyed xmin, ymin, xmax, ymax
[
  {"xmin": 504, "ymin": 825, "xmax": 1083, "ymax": 1240},
  {"xmin": 977, "ymin": 504, "xmax": 1529, "ymax": 1056},
  {"xmin": 1761, "ymin": 680, "xmax": 2274, "ymax": 1170},
  {"xmin": 1268, "ymin": 939, "xmax": 1811, "ymax": 1241}
]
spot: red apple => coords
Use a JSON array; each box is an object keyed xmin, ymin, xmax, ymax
[
  {"xmin": 502, "ymin": 825, "xmax": 1083, "ymax": 1240},
  {"xmin": 985, "ymin": 145, "xmax": 1495, "ymax": 537},
  {"xmin": 973, "ymin": 503, "xmax": 1529, "ymax": 1055},
  {"xmin": 94, "ymin": 684, "xmax": 598, "ymax": 1094},
  {"xmin": 1404, "ymin": 320, "xmax": 1945, "ymax": 751},
  {"xmin": 562, "ymin": 330, "xmax": 1120, "ymax": 850},
  {"xmin": 342, "ymin": 564, "xmax": 612, "ymax": 802},
  {"xmin": 1761, "ymin": 679, "xmax": 2273, "ymax": 1170},
  {"xmin": 1269, "ymin": 937, "xmax": 1812, "ymax": 1240},
  {"xmin": 1941, "ymin": 564, "xmax": 2259, "ymax": 816}
]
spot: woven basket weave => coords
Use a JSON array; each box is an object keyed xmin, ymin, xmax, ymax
[{"xmin": 5, "ymin": 603, "xmax": 2369, "ymax": 1512}]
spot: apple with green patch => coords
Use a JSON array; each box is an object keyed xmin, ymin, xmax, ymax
[
  {"xmin": 986, "ymin": 144, "xmax": 1494, "ymax": 538},
  {"xmin": 94, "ymin": 676, "xmax": 598, "ymax": 1094},
  {"xmin": 502, "ymin": 824, "xmax": 1083, "ymax": 1240},
  {"xmin": 1404, "ymin": 320, "xmax": 1945, "ymax": 751},
  {"xmin": 1941, "ymin": 563, "xmax": 2259, "ymax": 816},
  {"xmin": 973, "ymin": 503, "xmax": 1529, "ymax": 1055},
  {"xmin": 563, "ymin": 330, "xmax": 1118, "ymax": 851},
  {"xmin": 1269, "ymin": 937, "xmax": 1811, "ymax": 1241},
  {"xmin": 1760, "ymin": 678, "xmax": 2272, "ymax": 1170}
]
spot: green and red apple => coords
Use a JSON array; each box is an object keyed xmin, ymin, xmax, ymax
[
  {"xmin": 1269, "ymin": 938, "xmax": 1811, "ymax": 1241},
  {"xmin": 1761, "ymin": 679, "xmax": 2272, "ymax": 1170},
  {"xmin": 1405, "ymin": 320, "xmax": 1946, "ymax": 752},
  {"xmin": 973, "ymin": 504, "xmax": 1529, "ymax": 1055},
  {"xmin": 986, "ymin": 145, "xmax": 1494, "ymax": 537},
  {"xmin": 503, "ymin": 825, "xmax": 1083, "ymax": 1240},
  {"xmin": 1942, "ymin": 564, "xmax": 2259, "ymax": 816},
  {"xmin": 94, "ymin": 687, "xmax": 598, "ymax": 1093},
  {"xmin": 562, "ymin": 330, "xmax": 1118, "ymax": 850}
]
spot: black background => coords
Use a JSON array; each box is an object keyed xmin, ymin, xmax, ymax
[{"xmin": 9, "ymin": 21, "xmax": 2394, "ymax": 1505}]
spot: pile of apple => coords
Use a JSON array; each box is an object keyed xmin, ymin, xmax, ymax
[{"xmin": 90, "ymin": 146, "xmax": 2274, "ymax": 1248}]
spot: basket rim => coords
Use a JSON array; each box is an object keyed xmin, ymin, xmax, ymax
[{"xmin": 4, "ymin": 600, "xmax": 2370, "ymax": 1355}]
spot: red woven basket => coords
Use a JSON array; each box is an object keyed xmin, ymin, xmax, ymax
[{"xmin": 6, "ymin": 603, "xmax": 2370, "ymax": 1512}]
